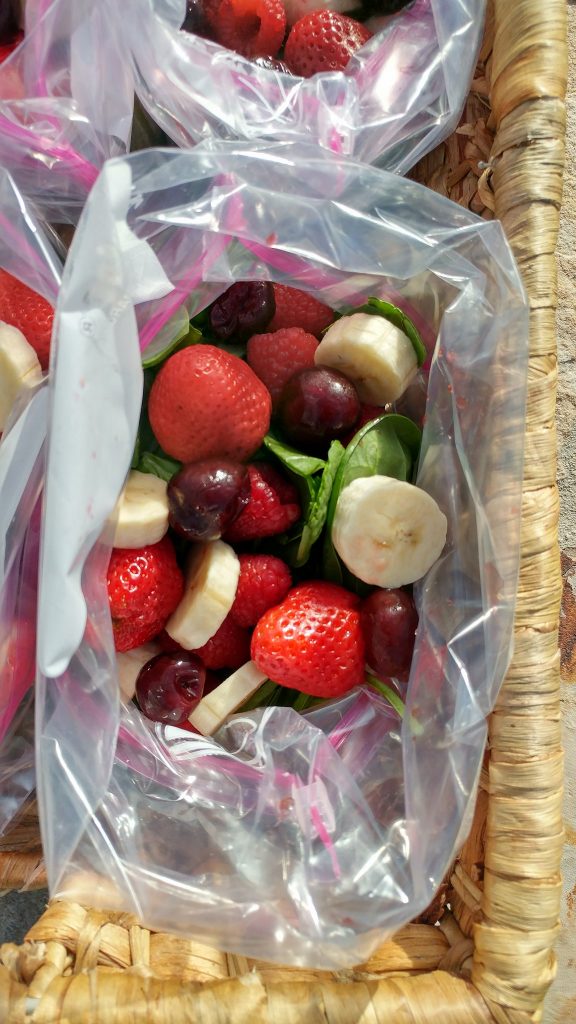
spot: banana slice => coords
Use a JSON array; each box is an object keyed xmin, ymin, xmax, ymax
[
  {"xmin": 112, "ymin": 470, "xmax": 169, "ymax": 548},
  {"xmin": 188, "ymin": 661, "xmax": 268, "ymax": 735},
  {"xmin": 0, "ymin": 322, "xmax": 43, "ymax": 430},
  {"xmin": 314, "ymin": 313, "xmax": 418, "ymax": 405},
  {"xmin": 165, "ymin": 539, "xmax": 240, "ymax": 650},
  {"xmin": 116, "ymin": 642, "xmax": 161, "ymax": 702},
  {"xmin": 332, "ymin": 475, "xmax": 447, "ymax": 588}
]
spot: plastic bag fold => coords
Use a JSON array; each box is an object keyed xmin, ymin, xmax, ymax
[{"xmin": 120, "ymin": 0, "xmax": 485, "ymax": 171}]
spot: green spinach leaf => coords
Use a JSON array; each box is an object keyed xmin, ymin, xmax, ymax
[
  {"xmin": 138, "ymin": 451, "xmax": 182, "ymax": 482},
  {"xmin": 263, "ymin": 433, "xmax": 326, "ymax": 477},
  {"xmin": 294, "ymin": 441, "xmax": 345, "ymax": 567}
]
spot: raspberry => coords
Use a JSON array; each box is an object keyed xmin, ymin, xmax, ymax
[
  {"xmin": 214, "ymin": 0, "xmax": 286, "ymax": 58},
  {"xmin": 251, "ymin": 580, "xmax": 365, "ymax": 697},
  {"xmin": 230, "ymin": 554, "xmax": 292, "ymax": 628},
  {"xmin": 191, "ymin": 613, "xmax": 251, "ymax": 670},
  {"xmin": 247, "ymin": 327, "xmax": 318, "ymax": 406},
  {"xmin": 107, "ymin": 537, "xmax": 184, "ymax": 653},
  {"xmin": 148, "ymin": 344, "xmax": 271, "ymax": 464},
  {"xmin": 267, "ymin": 284, "xmax": 334, "ymax": 337},
  {"xmin": 285, "ymin": 11, "xmax": 372, "ymax": 78},
  {"xmin": 223, "ymin": 463, "xmax": 301, "ymax": 542}
]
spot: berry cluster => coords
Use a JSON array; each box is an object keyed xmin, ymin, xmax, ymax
[{"xmin": 182, "ymin": 1, "xmax": 376, "ymax": 77}]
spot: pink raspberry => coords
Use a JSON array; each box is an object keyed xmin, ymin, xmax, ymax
[
  {"xmin": 230, "ymin": 554, "xmax": 293, "ymax": 628},
  {"xmin": 223, "ymin": 463, "xmax": 301, "ymax": 542},
  {"xmin": 191, "ymin": 613, "xmax": 251, "ymax": 670},
  {"xmin": 267, "ymin": 284, "xmax": 334, "ymax": 337},
  {"xmin": 247, "ymin": 327, "xmax": 319, "ymax": 407}
]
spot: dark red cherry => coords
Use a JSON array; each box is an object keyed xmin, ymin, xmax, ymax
[
  {"xmin": 278, "ymin": 366, "xmax": 361, "ymax": 453},
  {"xmin": 168, "ymin": 459, "xmax": 250, "ymax": 542},
  {"xmin": 361, "ymin": 589, "xmax": 418, "ymax": 682},
  {"xmin": 136, "ymin": 652, "xmax": 206, "ymax": 724},
  {"xmin": 210, "ymin": 282, "xmax": 275, "ymax": 342}
]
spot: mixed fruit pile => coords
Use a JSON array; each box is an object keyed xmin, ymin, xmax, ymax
[
  {"xmin": 0, "ymin": 264, "xmax": 447, "ymax": 737},
  {"xmin": 103, "ymin": 280, "xmax": 447, "ymax": 735},
  {"xmin": 181, "ymin": 0, "xmax": 413, "ymax": 75}
]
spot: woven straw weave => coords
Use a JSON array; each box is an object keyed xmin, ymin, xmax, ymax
[{"xmin": 0, "ymin": 0, "xmax": 567, "ymax": 1019}]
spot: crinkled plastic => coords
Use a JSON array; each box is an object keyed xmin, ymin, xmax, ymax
[
  {"xmin": 0, "ymin": 168, "xmax": 62, "ymax": 835},
  {"xmin": 36, "ymin": 143, "xmax": 528, "ymax": 967},
  {"xmin": 119, "ymin": 0, "xmax": 485, "ymax": 170},
  {"xmin": 0, "ymin": 0, "xmax": 133, "ymax": 222}
]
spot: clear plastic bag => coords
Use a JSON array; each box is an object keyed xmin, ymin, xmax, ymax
[
  {"xmin": 36, "ymin": 142, "xmax": 528, "ymax": 967},
  {"xmin": 119, "ymin": 0, "xmax": 485, "ymax": 170},
  {"xmin": 0, "ymin": 0, "xmax": 133, "ymax": 222},
  {"xmin": 0, "ymin": 168, "xmax": 62, "ymax": 836}
]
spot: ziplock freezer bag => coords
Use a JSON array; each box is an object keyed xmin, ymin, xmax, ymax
[
  {"xmin": 0, "ymin": 168, "xmax": 62, "ymax": 835},
  {"xmin": 119, "ymin": 0, "xmax": 484, "ymax": 170},
  {"xmin": 36, "ymin": 142, "xmax": 528, "ymax": 967},
  {"xmin": 0, "ymin": 0, "xmax": 133, "ymax": 222}
]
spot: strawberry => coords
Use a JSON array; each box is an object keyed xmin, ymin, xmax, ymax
[
  {"xmin": 107, "ymin": 537, "xmax": 184, "ymax": 653},
  {"xmin": 251, "ymin": 580, "xmax": 365, "ymax": 697},
  {"xmin": 148, "ymin": 344, "xmax": 271, "ymax": 463},
  {"xmin": 230, "ymin": 553, "xmax": 292, "ymax": 627},
  {"xmin": 190, "ymin": 612, "xmax": 251, "ymax": 669},
  {"xmin": 285, "ymin": 11, "xmax": 372, "ymax": 77},
  {"xmin": 247, "ymin": 327, "xmax": 318, "ymax": 406},
  {"xmin": 213, "ymin": 0, "xmax": 286, "ymax": 58},
  {"xmin": 267, "ymin": 284, "xmax": 334, "ymax": 337},
  {"xmin": 0, "ymin": 269, "xmax": 54, "ymax": 370},
  {"xmin": 223, "ymin": 463, "xmax": 301, "ymax": 542}
]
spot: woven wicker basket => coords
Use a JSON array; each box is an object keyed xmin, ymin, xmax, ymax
[{"xmin": 0, "ymin": 0, "xmax": 568, "ymax": 1019}]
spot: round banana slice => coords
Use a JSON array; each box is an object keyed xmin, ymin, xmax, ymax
[
  {"xmin": 0, "ymin": 322, "xmax": 43, "ymax": 431},
  {"xmin": 332, "ymin": 475, "xmax": 447, "ymax": 588},
  {"xmin": 112, "ymin": 470, "xmax": 169, "ymax": 548},
  {"xmin": 165, "ymin": 539, "xmax": 240, "ymax": 650},
  {"xmin": 314, "ymin": 312, "xmax": 418, "ymax": 405}
]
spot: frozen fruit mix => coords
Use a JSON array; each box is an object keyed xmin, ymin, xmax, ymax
[
  {"xmin": 106, "ymin": 280, "xmax": 447, "ymax": 731},
  {"xmin": 180, "ymin": 1, "xmax": 417, "ymax": 76}
]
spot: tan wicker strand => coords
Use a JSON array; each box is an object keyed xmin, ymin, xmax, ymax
[
  {"xmin": 470, "ymin": 0, "xmax": 567, "ymax": 1013},
  {"xmin": 0, "ymin": 0, "xmax": 567, "ymax": 1021}
]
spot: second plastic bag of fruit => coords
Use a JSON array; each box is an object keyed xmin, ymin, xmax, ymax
[
  {"xmin": 36, "ymin": 142, "xmax": 527, "ymax": 967},
  {"xmin": 119, "ymin": 0, "xmax": 485, "ymax": 170},
  {"xmin": 0, "ymin": 0, "xmax": 133, "ymax": 222}
]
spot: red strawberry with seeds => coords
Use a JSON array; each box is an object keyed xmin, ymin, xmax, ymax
[
  {"xmin": 247, "ymin": 327, "xmax": 318, "ymax": 407},
  {"xmin": 223, "ymin": 463, "xmax": 301, "ymax": 542},
  {"xmin": 267, "ymin": 284, "xmax": 334, "ymax": 337},
  {"xmin": 230, "ymin": 553, "xmax": 292, "ymax": 627},
  {"xmin": 190, "ymin": 612, "xmax": 251, "ymax": 670},
  {"xmin": 251, "ymin": 580, "xmax": 365, "ymax": 697},
  {"xmin": 285, "ymin": 11, "xmax": 372, "ymax": 77},
  {"xmin": 0, "ymin": 269, "xmax": 54, "ymax": 369},
  {"xmin": 214, "ymin": 0, "xmax": 286, "ymax": 58},
  {"xmin": 148, "ymin": 344, "xmax": 271, "ymax": 464},
  {"xmin": 107, "ymin": 537, "xmax": 184, "ymax": 653}
]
